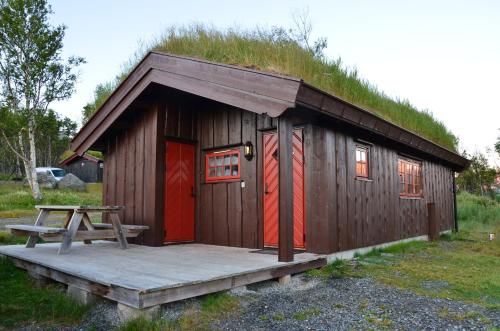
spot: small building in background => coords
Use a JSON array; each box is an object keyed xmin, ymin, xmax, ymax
[{"xmin": 59, "ymin": 153, "xmax": 103, "ymax": 183}]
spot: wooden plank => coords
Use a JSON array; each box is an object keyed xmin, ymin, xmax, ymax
[
  {"xmin": 58, "ymin": 213, "xmax": 84, "ymax": 254},
  {"xmin": 213, "ymin": 108, "xmax": 228, "ymax": 147},
  {"xmin": 125, "ymin": 124, "xmax": 136, "ymax": 226},
  {"xmin": 335, "ymin": 132, "xmax": 348, "ymax": 251},
  {"xmin": 165, "ymin": 102, "xmax": 180, "ymax": 136},
  {"xmin": 8, "ymin": 225, "xmax": 66, "ymax": 234},
  {"xmin": 82, "ymin": 213, "xmax": 95, "ymax": 245},
  {"xmin": 26, "ymin": 209, "xmax": 49, "ymax": 247},
  {"xmin": 115, "ymin": 132, "xmax": 127, "ymax": 223},
  {"xmin": 110, "ymin": 213, "xmax": 129, "ymax": 249},
  {"xmin": 278, "ymin": 115, "xmax": 294, "ymax": 262},
  {"xmin": 93, "ymin": 223, "xmax": 149, "ymax": 230},
  {"xmin": 345, "ymin": 137, "xmax": 356, "ymax": 249},
  {"xmin": 227, "ymin": 108, "xmax": 242, "ymax": 145},
  {"xmin": 140, "ymin": 257, "xmax": 326, "ymax": 308},
  {"xmin": 241, "ymin": 112, "xmax": 258, "ymax": 248},
  {"xmin": 134, "ymin": 114, "xmax": 145, "ymax": 238},
  {"xmin": 35, "ymin": 205, "xmax": 79, "ymax": 210},
  {"xmin": 227, "ymin": 182, "xmax": 242, "ymax": 247},
  {"xmin": 212, "ymin": 183, "xmax": 228, "ymax": 245},
  {"xmin": 199, "ymin": 184, "xmax": 213, "ymax": 243},
  {"xmin": 9, "ymin": 257, "xmax": 141, "ymax": 308},
  {"xmin": 42, "ymin": 229, "xmax": 144, "ymax": 242}
]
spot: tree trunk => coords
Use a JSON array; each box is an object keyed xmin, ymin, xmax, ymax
[{"xmin": 27, "ymin": 118, "xmax": 42, "ymax": 200}]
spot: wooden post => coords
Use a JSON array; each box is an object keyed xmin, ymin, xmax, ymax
[
  {"xmin": 278, "ymin": 115, "xmax": 294, "ymax": 262},
  {"xmin": 26, "ymin": 209, "xmax": 48, "ymax": 248},
  {"xmin": 427, "ymin": 202, "xmax": 439, "ymax": 241}
]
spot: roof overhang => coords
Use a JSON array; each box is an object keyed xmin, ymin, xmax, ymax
[{"xmin": 71, "ymin": 51, "xmax": 469, "ymax": 172}]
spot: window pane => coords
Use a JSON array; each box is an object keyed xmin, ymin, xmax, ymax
[
  {"xmin": 232, "ymin": 165, "xmax": 238, "ymax": 176},
  {"xmin": 224, "ymin": 165, "xmax": 231, "ymax": 176},
  {"xmin": 209, "ymin": 168, "xmax": 216, "ymax": 177},
  {"xmin": 216, "ymin": 156, "xmax": 223, "ymax": 166},
  {"xmin": 231, "ymin": 154, "xmax": 238, "ymax": 164},
  {"xmin": 209, "ymin": 157, "xmax": 216, "ymax": 167},
  {"xmin": 224, "ymin": 155, "xmax": 231, "ymax": 165},
  {"xmin": 216, "ymin": 167, "xmax": 223, "ymax": 177}
]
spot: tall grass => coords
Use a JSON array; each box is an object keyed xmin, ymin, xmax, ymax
[
  {"xmin": 457, "ymin": 191, "xmax": 500, "ymax": 234},
  {"xmin": 108, "ymin": 24, "xmax": 458, "ymax": 150}
]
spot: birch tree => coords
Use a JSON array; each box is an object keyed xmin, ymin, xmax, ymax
[{"xmin": 0, "ymin": 0, "xmax": 84, "ymax": 199}]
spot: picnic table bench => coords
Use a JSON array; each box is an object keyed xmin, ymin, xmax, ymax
[{"xmin": 6, "ymin": 205, "xmax": 148, "ymax": 254}]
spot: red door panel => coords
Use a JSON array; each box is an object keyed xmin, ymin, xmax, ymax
[
  {"xmin": 164, "ymin": 141, "xmax": 195, "ymax": 242},
  {"xmin": 263, "ymin": 129, "xmax": 305, "ymax": 249}
]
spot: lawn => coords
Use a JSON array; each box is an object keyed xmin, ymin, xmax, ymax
[
  {"xmin": 312, "ymin": 191, "xmax": 500, "ymax": 309},
  {"xmin": 0, "ymin": 182, "xmax": 102, "ymax": 218},
  {"xmin": 0, "ymin": 257, "xmax": 90, "ymax": 329}
]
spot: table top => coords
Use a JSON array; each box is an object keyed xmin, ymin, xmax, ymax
[{"xmin": 35, "ymin": 205, "xmax": 125, "ymax": 212}]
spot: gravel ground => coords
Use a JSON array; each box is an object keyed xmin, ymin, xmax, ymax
[
  {"xmin": 26, "ymin": 273, "xmax": 498, "ymax": 331},
  {"xmin": 213, "ymin": 275, "xmax": 499, "ymax": 331}
]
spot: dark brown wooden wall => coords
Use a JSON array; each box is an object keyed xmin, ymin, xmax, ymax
[
  {"xmin": 304, "ymin": 124, "xmax": 455, "ymax": 254},
  {"xmin": 102, "ymin": 102, "xmax": 165, "ymax": 246},
  {"xmin": 102, "ymin": 88, "xmax": 455, "ymax": 253},
  {"xmin": 197, "ymin": 104, "xmax": 263, "ymax": 248}
]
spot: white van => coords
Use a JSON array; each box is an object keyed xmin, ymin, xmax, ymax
[{"xmin": 35, "ymin": 167, "xmax": 66, "ymax": 182}]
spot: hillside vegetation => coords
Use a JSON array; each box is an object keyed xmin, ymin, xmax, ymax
[{"xmin": 86, "ymin": 25, "xmax": 458, "ymax": 151}]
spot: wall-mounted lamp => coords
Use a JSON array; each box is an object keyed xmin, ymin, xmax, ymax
[{"xmin": 244, "ymin": 141, "xmax": 254, "ymax": 161}]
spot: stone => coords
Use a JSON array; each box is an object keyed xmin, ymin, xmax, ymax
[
  {"xmin": 67, "ymin": 285, "xmax": 96, "ymax": 305},
  {"xmin": 58, "ymin": 173, "xmax": 86, "ymax": 191},
  {"xmin": 117, "ymin": 303, "xmax": 160, "ymax": 322},
  {"xmin": 28, "ymin": 270, "xmax": 51, "ymax": 287},
  {"xmin": 278, "ymin": 274, "xmax": 291, "ymax": 285},
  {"xmin": 36, "ymin": 171, "xmax": 57, "ymax": 189}
]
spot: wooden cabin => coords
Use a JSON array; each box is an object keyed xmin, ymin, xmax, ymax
[
  {"xmin": 71, "ymin": 52, "xmax": 469, "ymax": 262},
  {"xmin": 60, "ymin": 153, "xmax": 103, "ymax": 183}
]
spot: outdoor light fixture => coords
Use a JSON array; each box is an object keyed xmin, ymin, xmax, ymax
[{"xmin": 244, "ymin": 141, "xmax": 254, "ymax": 160}]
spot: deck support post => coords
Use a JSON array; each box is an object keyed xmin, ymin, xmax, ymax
[
  {"xmin": 278, "ymin": 274, "xmax": 292, "ymax": 285},
  {"xmin": 67, "ymin": 285, "xmax": 96, "ymax": 305},
  {"xmin": 278, "ymin": 114, "xmax": 294, "ymax": 262},
  {"xmin": 117, "ymin": 303, "xmax": 160, "ymax": 322},
  {"xmin": 28, "ymin": 270, "xmax": 51, "ymax": 287}
]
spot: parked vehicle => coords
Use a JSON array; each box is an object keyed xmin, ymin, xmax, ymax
[{"xmin": 35, "ymin": 167, "xmax": 66, "ymax": 182}]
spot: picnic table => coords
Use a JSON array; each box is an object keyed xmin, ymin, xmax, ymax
[{"xmin": 6, "ymin": 205, "xmax": 149, "ymax": 254}]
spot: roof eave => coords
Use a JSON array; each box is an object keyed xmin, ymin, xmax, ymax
[{"xmin": 296, "ymin": 82, "xmax": 469, "ymax": 172}]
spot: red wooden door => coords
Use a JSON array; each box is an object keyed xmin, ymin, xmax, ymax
[
  {"xmin": 263, "ymin": 129, "xmax": 305, "ymax": 248},
  {"xmin": 164, "ymin": 141, "xmax": 195, "ymax": 242}
]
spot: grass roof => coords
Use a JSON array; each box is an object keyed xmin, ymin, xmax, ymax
[{"xmin": 93, "ymin": 25, "xmax": 459, "ymax": 151}]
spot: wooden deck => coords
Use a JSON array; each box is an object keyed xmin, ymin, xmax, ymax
[{"xmin": 0, "ymin": 242, "xmax": 326, "ymax": 309}]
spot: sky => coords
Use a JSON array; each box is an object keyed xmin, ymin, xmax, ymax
[{"xmin": 48, "ymin": 0, "xmax": 500, "ymax": 165}]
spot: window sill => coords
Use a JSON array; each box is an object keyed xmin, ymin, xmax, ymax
[
  {"xmin": 355, "ymin": 177, "xmax": 373, "ymax": 182},
  {"xmin": 204, "ymin": 179, "xmax": 242, "ymax": 184},
  {"xmin": 399, "ymin": 195, "xmax": 424, "ymax": 200}
]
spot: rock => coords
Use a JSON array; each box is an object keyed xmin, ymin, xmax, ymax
[
  {"xmin": 58, "ymin": 173, "xmax": 86, "ymax": 191},
  {"xmin": 36, "ymin": 171, "xmax": 57, "ymax": 188}
]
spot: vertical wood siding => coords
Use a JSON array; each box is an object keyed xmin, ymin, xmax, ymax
[
  {"xmin": 102, "ymin": 90, "xmax": 455, "ymax": 252},
  {"xmin": 305, "ymin": 124, "xmax": 455, "ymax": 253},
  {"xmin": 102, "ymin": 103, "xmax": 164, "ymax": 246}
]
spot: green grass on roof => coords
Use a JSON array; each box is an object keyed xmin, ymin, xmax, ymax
[{"xmin": 101, "ymin": 24, "xmax": 459, "ymax": 151}]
